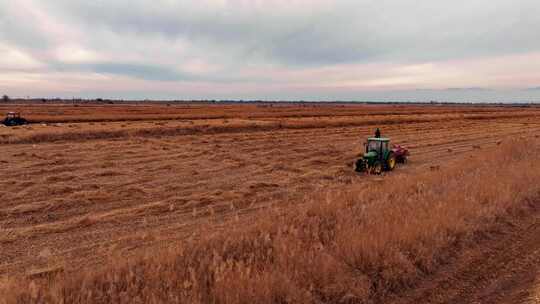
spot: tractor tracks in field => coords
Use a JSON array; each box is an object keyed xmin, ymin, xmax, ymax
[{"xmin": 387, "ymin": 203, "xmax": 540, "ymax": 304}]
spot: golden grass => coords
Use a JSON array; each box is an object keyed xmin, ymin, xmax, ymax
[
  {"xmin": 2, "ymin": 110, "xmax": 539, "ymax": 145},
  {"xmin": 3, "ymin": 103, "xmax": 529, "ymax": 124},
  {"xmin": 3, "ymin": 139, "xmax": 540, "ymax": 303}
]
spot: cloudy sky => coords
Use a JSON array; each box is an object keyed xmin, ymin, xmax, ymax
[{"xmin": 1, "ymin": 0, "xmax": 540, "ymax": 102}]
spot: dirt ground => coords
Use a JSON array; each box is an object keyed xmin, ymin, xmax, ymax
[
  {"xmin": 1, "ymin": 103, "xmax": 540, "ymax": 302},
  {"xmin": 385, "ymin": 202, "xmax": 540, "ymax": 304}
]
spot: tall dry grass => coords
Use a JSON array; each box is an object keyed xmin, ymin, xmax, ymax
[
  {"xmin": 2, "ymin": 139, "xmax": 540, "ymax": 303},
  {"xmin": 0, "ymin": 114, "xmax": 511, "ymax": 145}
]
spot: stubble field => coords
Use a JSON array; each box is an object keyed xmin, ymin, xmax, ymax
[{"xmin": 2, "ymin": 102, "xmax": 540, "ymax": 303}]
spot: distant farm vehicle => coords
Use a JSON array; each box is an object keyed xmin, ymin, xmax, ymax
[
  {"xmin": 2, "ymin": 112, "xmax": 28, "ymax": 126},
  {"xmin": 355, "ymin": 137, "xmax": 409, "ymax": 174}
]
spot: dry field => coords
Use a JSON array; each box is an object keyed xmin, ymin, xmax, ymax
[{"xmin": 1, "ymin": 103, "xmax": 540, "ymax": 303}]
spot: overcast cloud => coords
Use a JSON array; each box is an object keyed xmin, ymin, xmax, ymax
[{"xmin": 1, "ymin": 0, "xmax": 540, "ymax": 101}]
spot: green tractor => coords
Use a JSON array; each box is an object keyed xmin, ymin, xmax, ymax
[{"xmin": 354, "ymin": 137, "xmax": 409, "ymax": 174}]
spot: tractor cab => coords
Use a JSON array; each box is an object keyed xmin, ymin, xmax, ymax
[
  {"xmin": 365, "ymin": 137, "xmax": 390, "ymax": 156},
  {"xmin": 6, "ymin": 112, "xmax": 21, "ymax": 119}
]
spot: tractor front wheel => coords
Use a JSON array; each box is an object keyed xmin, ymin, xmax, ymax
[{"xmin": 372, "ymin": 161, "xmax": 383, "ymax": 175}]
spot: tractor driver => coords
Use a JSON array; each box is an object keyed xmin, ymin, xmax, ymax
[{"xmin": 375, "ymin": 128, "xmax": 381, "ymax": 138}]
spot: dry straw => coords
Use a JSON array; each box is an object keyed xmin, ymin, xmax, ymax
[{"xmin": 2, "ymin": 139, "xmax": 540, "ymax": 303}]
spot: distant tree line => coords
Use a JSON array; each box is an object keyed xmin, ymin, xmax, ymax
[{"xmin": 2, "ymin": 95, "xmax": 9, "ymax": 102}]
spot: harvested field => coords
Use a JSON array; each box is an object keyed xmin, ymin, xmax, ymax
[{"xmin": 1, "ymin": 103, "xmax": 540, "ymax": 303}]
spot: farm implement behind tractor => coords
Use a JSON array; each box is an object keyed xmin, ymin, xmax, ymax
[{"xmin": 355, "ymin": 137, "xmax": 409, "ymax": 174}]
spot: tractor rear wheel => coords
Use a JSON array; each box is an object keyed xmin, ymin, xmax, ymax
[{"xmin": 386, "ymin": 153, "xmax": 397, "ymax": 171}]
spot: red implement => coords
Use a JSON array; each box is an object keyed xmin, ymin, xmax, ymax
[{"xmin": 391, "ymin": 144, "xmax": 409, "ymax": 163}]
